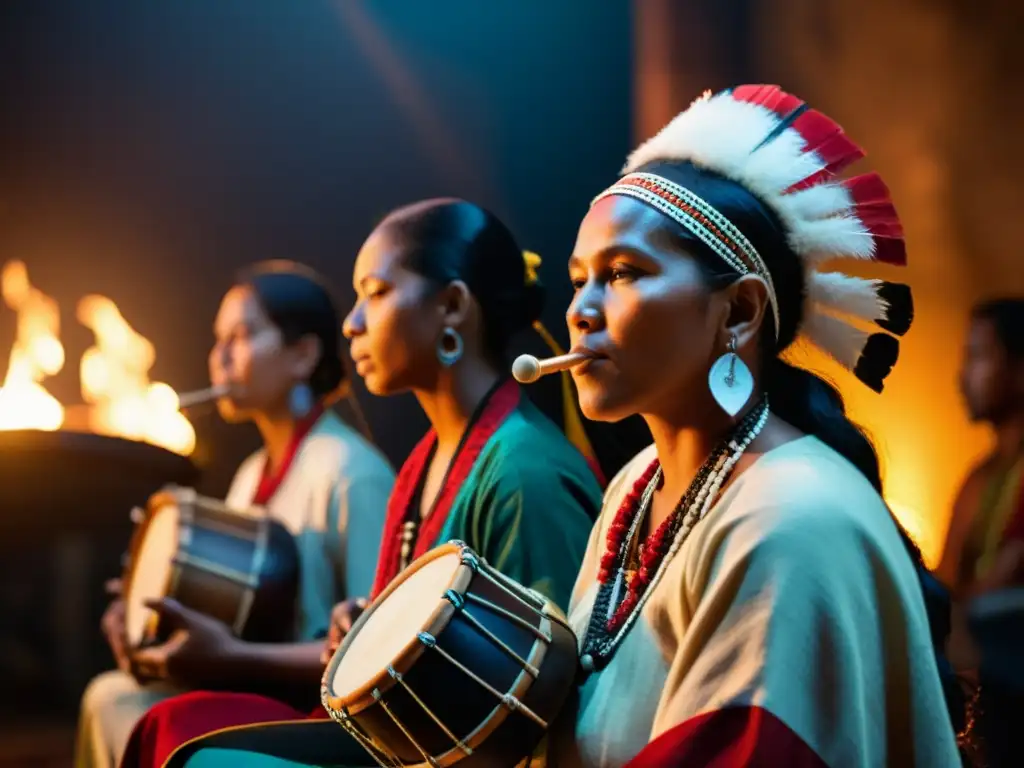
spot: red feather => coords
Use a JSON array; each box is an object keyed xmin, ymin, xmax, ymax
[
  {"xmin": 814, "ymin": 135, "xmax": 865, "ymax": 175},
  {"xmin": 857, "ymin": 202, "xmax": 904, "ymax": 237},
  {"xmin": 845, "ymin": 173, "xmax": 907, "ymax": 264},
  {"xmin": 855, "ymin": 203, "xmax": 906, "ymax": 266},
  {"xmin": 791, "ymin": 109, "xmax": 865, "ymax": 175},
  {"xmin": 729, "ymin": 85, "xmax": 907, "ymax": 266},
  {"xmin": 873, "ymin": 237, "xmax": 907, "ymax": 266},
  {"xmin": 845, "ymin": 173, "xmax": 892, "ymax": 206},
  {"xmin": 787, "ymin": 169, "xmax": 831, "ymax": 193},
  {"xmin": 731, "ymin": 84, "xmax": 803, "ymax": 117}
]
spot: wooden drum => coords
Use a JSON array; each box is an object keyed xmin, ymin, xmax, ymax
[
  {"xmin": 121, "ymin": 486, "xmax": 300, "ymax": 661},
  {"xmin": 321, "ymin": 540, "xmax": 579, "ymax": 767}
]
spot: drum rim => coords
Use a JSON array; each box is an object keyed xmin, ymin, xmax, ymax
[
  {"xmin": 321, "ymin": 541, "xmax": 472, "ymax": 713},
  {"xmin": 121, "ymin": 487, "xmax": 271, "ymax": 654},
  {"xmin": 121, "ymin": 486, "xmax": 190, "ymax": 651},
  {"xmin": 320, "ymin": 542, "xmax": 579, "ymax": 766}
]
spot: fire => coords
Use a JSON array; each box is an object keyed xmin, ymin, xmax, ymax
[
  {"xmin": 0, "ymin": 261, "xmax": 66, "ymax": 431},
  {"xmin": 78, "ymin": 295, "xmax": 196, "ymax": 456},
  {"xmin": 0, "ymin": 260, "xmax": 196, "ymax": 456}
]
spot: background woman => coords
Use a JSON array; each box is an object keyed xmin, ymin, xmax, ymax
[
  {"xmin": 75, "ymin": 260, "xmax": 395, "ymax": 768},
  {"xmin": 121, "ymin": 198, "xmax": 604, "ymax": 768},
  {"xmin": 547, "ymin": 86, "xmax": 963, "ymax": 765}
]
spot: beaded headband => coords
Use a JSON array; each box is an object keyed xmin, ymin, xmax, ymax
[
  {"xmin": 591, "ymin": 85, "xmax": 913, "ymax": 393},
  {"xmin": 592, "ymin": 171, "xmax": 781, "ymax": 338}
]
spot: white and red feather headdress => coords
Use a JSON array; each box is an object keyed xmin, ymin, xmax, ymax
[{"xmin": 591, "ymin": 85, "xmax": 911, "ymax": 392}]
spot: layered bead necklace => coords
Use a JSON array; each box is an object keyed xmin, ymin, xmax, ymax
[{"xmin": 579, "ymin": 397, "xmax": 770, "ymax": 673}]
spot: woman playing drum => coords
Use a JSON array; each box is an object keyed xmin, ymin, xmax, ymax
[
  {"xmin": 121, "ymin": 198, "xmax": 604, "ymax": 768},
  {"xmin": 75, "ymin": 261, "xmax": 395, "ymax": 768}
]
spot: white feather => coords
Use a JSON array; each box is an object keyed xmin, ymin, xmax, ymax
[
  {"xmin": 806, "ymin": 271, "xmax": 885, "ymax": 322},
  {"xmin": 800, "ymin": 310, "xmax": 869, "ymax": 371},
  {"xmin": 782, "ymin": 184, "xmax": 854, "ymax": 220},
  {"xmin": 624, "ymin": 95, "xmax": 775, "ymax": 176},
  {"xmin": 740, "ymin": 131, "xmax": 822, "ymax": 195},
  {"xmin": 623, "ymin": 93, "xmax": 858, "ymax": 256},
  {"xmin": 790, "ymin": 216, "xmax": 874, "ymax": 260}
]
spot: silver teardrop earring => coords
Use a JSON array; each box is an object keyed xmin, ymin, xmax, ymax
[
  {"xmin": 436, "ymin": 327, "xmax": 464, "ymax": 367},
  {"xmin": 708, "ymin": 332, "xmax": 753, "ymax": 417}
]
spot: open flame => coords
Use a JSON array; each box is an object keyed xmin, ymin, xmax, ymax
[
  {"xmin": 0, "ymin": 260, "xmax": 196, "ymax": 456},
  {"xmin": 0, "ymin": 261, "xmax": 65, "ymax": 431},
  {"xmin": 78, "ymin": 296, "xmax": 196, "ymax": 456}
]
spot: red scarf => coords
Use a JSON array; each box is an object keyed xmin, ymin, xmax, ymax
[
  {"xmin": 252, "ymin": 404, "xmax": 325, "ymax": 506},
  {"xmin": 368, "ymin": 380, "xmax": 520, "ymax": 599}
]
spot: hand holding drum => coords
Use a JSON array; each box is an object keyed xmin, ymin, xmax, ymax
[
  {"xmin": 100, "ymin": 594, "xmax": 131, "ymax": 674},
  {"xmin": 119, "ymin": 487, "xmax": 301, "ymax": 682},
  {"xmin": 320, "ymin": 597, "xmax": 368, "ymax": 665}
]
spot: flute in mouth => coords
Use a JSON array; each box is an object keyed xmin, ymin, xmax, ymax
[
  {"xmin": 511, "ymin": 351, "xmax": 592, "ymax": 384},
  {"xmin": 177, "ymin": 383, "xmax": 231, "ymax": 409}
]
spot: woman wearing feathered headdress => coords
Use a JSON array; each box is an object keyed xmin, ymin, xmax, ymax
[{"xmin": 548, "ymin": 86, "xmax": 963, "ymax": 766}]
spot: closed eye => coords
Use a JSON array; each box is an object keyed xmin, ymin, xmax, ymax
[{"xmin": 359, "ymin": 283, "xmax": 390, "ymax": 301}]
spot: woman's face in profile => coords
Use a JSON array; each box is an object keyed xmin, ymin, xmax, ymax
[
  {"xmin": 208, "ymin": 285, "xmax": 292, "ymax": 422},
  {"xmin": 343, "ymin": 228, "xmax": 448, "ymax": 396},
  {"xmin": 567, "ymin": 196, "xmax": 724, "ymax": 423}
]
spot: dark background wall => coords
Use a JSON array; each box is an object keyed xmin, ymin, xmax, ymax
[
  {"xmin": 0, "ymin": 0, "xmax": 642, "ymax": 499},
  {"xmin": 0, "ymin": 0, "xmax": 642, "ymax": 734}
]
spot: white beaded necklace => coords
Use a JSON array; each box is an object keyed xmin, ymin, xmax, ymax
[{"xmin": 580, "ymin": 399, "xmax": 770, "ymax": 672}]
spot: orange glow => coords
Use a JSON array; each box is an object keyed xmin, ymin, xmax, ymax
[
  {"xmin": 786, "ymin": 314, "xmax": 984, "ymax": 572},
  {"xmin": 77, "ymin": 295, "xmax": 196, "ymax": 456},
  {"xmin": 0, "ymin": 260, "xmax": 66, "ymax": 431},
  {"xmin": 0, "ymin": 259, "xmax": 196, "ymax": 456}
]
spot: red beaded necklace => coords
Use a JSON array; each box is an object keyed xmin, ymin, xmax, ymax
[
  {"xmin": 598, "ymin": 458, "xmax": 683, "ymax": 634},
  {"xmin": 581, "ymin": 397, "xmax": 769, "ymax": 671}
]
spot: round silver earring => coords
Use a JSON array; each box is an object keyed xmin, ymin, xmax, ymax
[
  {"xmin": 436, "ymin": 327, "xmax": 464, "ymax": 367},
  {"xmin": 707, "ymin": 333, "xmax": 753, "ymax": 417}
]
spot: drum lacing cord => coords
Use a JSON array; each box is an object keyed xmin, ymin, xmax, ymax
[
  {"xmin": 416, "ymin": 631, "xmax": 548, "ymax": 729},
  {"xmin": 384, "ymin": 665, "xmax": 473, "ymax": 759},
  {"xmin": 320, "ymin": 687, "xmax": 399, "ymax": 768},
  {"xmin": 442, "ymin": 590, "xmax": 540, "ymax": 678},
  {"xmin": 371, "ymin": 685, "xmax": 442, "ymax": 767}
]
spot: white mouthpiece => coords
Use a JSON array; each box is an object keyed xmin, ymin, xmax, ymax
[
  {"xmin": 512, "ymin": 351, "xmax": 592, "ymax": 384},
  {"xmin": 512, "ymin": 354, "xmax": 541, "ymax": 384}
]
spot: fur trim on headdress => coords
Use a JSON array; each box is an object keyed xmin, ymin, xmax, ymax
[{"xmin": 599, "ymin": 84, "xmax": 910, "ymax": 391}]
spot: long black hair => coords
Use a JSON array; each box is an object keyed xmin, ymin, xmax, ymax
[
  {"xmin": 377, "ymin": 198, "xmax": 545, "ymax": 365},
  {"xmin": 640, "ymin": 159, "xmax": 971, "ymax": 748}
]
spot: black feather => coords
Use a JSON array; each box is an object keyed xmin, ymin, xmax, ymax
[
  {"xmin": 876, "ymin": 282, "xmax": 913, "ymax": 336},
  {"xmin": 853, "ymin": 333, "xmax": 899, "ymax": 393}
]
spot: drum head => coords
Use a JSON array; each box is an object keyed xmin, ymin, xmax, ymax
[
  {"xmin": 330, "ymin": 549, "xmax": 462, "ymax": 698},
  {"xmin": 124, "ymin": 501, "xmax": 180, "ymax": 647}
]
